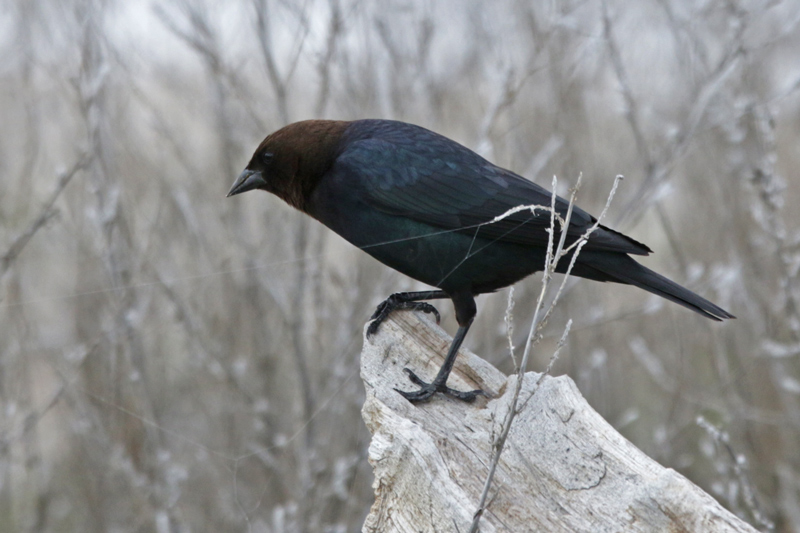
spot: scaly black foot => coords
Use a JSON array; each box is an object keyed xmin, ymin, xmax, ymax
[
  {"xmin": 367, "ymin": 295, "xmax": 441, "ymax": 337},
  {"xmin": 395, "ymin": 368, "xmax": 485, "ymax": 403}
]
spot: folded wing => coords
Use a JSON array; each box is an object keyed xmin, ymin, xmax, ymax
[{"xmin": 336, "ymin": 133, "xmax": 651, "ymax": 256}]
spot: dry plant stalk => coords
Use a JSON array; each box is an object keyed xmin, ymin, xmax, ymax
[{"xmin": 470, "ymin": 174, "xmax": 623, "ymax": 532}]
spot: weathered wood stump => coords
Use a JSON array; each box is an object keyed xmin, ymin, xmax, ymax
[{"xmin": 361, "ymin": 311, "xmax": 757, "ymax": 532}]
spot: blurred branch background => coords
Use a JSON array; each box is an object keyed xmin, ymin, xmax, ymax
[{"xmin": 1, "ymin": 0, "xmax": 799, "ymax": 531}]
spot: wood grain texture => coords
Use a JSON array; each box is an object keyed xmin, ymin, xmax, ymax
[{"xmin": 361, "ymin": 311, "xmax": 757, "ymax": 532}]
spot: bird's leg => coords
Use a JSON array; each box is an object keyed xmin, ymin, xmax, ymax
[
  {"xmin": 396, "ymin": 318, "xmax": 485, "ymax": 403},
  {"xmin": 367, "ymin": 290, "xmax": 448, "ymax": 336}
]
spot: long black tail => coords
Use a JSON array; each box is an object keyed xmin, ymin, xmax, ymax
[{"xmin": 569, "ymin": 252, "xmax": 735, "ymax": 321}]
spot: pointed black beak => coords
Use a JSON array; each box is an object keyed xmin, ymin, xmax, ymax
[{"xmin": 227, "ymin": 169, "xmax": 267, "ymax": 197}]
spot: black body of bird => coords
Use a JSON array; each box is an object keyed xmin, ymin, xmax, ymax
[{"xmin": 227, "ymin": 119, "xmax": 734, "ymax": 403}]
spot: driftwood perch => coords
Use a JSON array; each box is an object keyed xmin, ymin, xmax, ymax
[{"xmin": 360, "ymin": 311, "xmax": 757, "ymax": 532}]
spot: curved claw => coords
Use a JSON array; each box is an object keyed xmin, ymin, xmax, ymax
[
  {"xmin": 395, "ymin": 368, "xmax": 485, "ymax": 404},
  {"xmin": 366, "ymin": 318, "xmax": 381, "ymax": 337},
  {"xmin": 368, "ymin": 296, "xmax": 441, "ymax": 337},
  {"xmin": 412, "ymin": 302, "xmax": 441, "ymax": 324},
  {"xmin": 403, "ymin": 368, "xmax": 428, "ymax": 387},
  {"xmin": 394, "ymin": 386, "xmax": 438, "ymax": 403}
]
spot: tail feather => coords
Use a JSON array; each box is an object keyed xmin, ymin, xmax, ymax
[{"xmin": 571, "ymin": 253, "xmax": 735, "ymax": 321}]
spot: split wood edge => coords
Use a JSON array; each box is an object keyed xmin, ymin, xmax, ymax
[{"xmin": 360, "ymin": 311, "xmax": 757, "ymax": 533}]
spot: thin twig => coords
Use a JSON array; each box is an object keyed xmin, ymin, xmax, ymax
[
  {"xmin": 604, "ymin": 0, "xmax": 745, "ymax": 228},
  {"xmin": 0, "ymin": 153, "xmax": 89, "ymax": 282},
  {"xmin": 470, "ymin": 176, "xmax": 572, "ymax": 532},
  {"xmin": 504, "ymin": 286, "xmax": 517, "ymax": 370},
  {"xmin": 469, "ymin": 175, "xmax": 622, "ymax": 532},
  {"xmin": 314, "ymin": 0, "xmax": 343, "ymax": 117},
  {"xmin": 697, "ymin": 417, "xmax": 775, "ymax": 531},
  {"xmin": 518, "ymin": 319, "xmax": 573, "ymax": 413}
]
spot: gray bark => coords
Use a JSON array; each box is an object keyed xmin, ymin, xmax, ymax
[{"xmin": 361, "ymin": 311, "xmax": 757, "ymax": 533}]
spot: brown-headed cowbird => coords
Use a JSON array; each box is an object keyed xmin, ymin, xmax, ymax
[{"xmin": 228, "ymin": 119, "xmax": 733, "ymax": 403}]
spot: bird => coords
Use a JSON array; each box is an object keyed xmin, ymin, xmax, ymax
[{"xmin": 227, "ymin": 119, "xmax": 734, "ymax": 403}]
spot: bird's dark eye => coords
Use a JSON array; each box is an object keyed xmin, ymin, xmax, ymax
[{"xmin": 260, "ymin": 151, "xmax": 274, "ymax": 166}]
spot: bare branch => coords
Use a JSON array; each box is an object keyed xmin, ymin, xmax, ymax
[
  {"xmin": 0, "ymin": 153, "xmax": 89, "ymax": 282},
  {"xmin": 697, "ymin": 417, "xmax": 775, "ymax": 531},
  {"xmin": 314, "ymin": 0, "xmax": 344, "ymax": 117}
]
